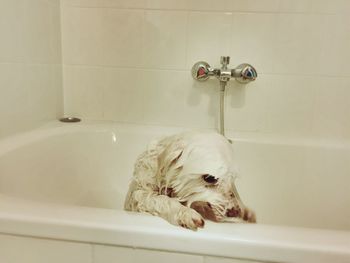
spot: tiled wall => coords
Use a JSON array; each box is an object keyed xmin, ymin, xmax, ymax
[
  {"xmin": 61, "ymin": 0, "xmax": 350, "ymax": 141},
  {"xmin": 1, "ymin": 1, "xmax": 349, "ymax": 140},
  {"xmin": 0, "ymin": 234, "xmax": 265, "ymax": 263},
  {"xmin": 0, "ymin": 0, "xmax": 62, "ymax": 138}
]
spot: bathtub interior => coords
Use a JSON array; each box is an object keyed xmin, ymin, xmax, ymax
[
  {"xmin": 0, "ymin": 121, "xmax": 349, "ymax": 231},
  {"xmin": 0, "ymin": 125, "xmax": 149, "ymax": 210}
]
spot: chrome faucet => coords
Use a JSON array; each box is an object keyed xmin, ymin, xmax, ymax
[
  {"xmin": 191, "ymin": 56, "xmax": 257, "ymax": 84},
  {"xmin": 191, "ymin": 56, "xmax": 257, "ymax": 139}
]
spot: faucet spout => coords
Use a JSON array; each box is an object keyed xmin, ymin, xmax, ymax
[{"xmin": 220, "ymin": 56, "xmax": 230, "ymax": 70}]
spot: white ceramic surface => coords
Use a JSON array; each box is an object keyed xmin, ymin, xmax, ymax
[
  {"xmin": 0, "ymin": 0, "xmax": 62, "ymax": 138},
  {"xmin": 0, "ymin": 234, "xmax": 91, "ymax": 263},
  {"xmin": 0, "ymin": 121, "xmax": 349, "ymax": 263}
]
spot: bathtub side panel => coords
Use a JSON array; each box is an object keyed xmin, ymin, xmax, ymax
[{"xmin": 0, "ymin": 234, "xmax": 92, "ymax": 263}]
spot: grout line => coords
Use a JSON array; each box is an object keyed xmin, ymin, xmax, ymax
[
  {"xmin": 0, "ymin": 62, "xmax": 61, "ymax": 66},
  {"xmin": 63, "ymin": 63, "xmax": 191, "ymax": 72},
  {"xmin": 91, "ymin": 243, "xmax": 95, "ymax": 263},
  {"xmin": 184, "ymin": 10, "xmax": 190, "ymax": 71},
  {"xmin": 59, "ymin": 0, "xmax": 67, "ymax": 118},
  {"xmin": 61, "ymin": 5, "xmax": 342, "ymax": 16},
  {"xmin": 61, "ymin": 64, "xmax": 350, "ymax": 79}
]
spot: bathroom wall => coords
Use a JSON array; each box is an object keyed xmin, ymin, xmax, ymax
[
  {"xmin": 0, "ymin": 0, "xmax": 62, "ymax": 138},
  {"xmin": 61, "ymin": 0, "xmax": 350, "ymax": 141}
]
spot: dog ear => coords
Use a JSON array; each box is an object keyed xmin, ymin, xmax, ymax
[
  {"xmin": 158, "ymin": 138, "xmax": 186, "ymax": 171},
  {"xmin": 168, "ymin": 149, "xmax": 183, "ymax": 169},
  {"xmin": 164, "ymin": 142, "xmax": 186, "ymax": 170}
]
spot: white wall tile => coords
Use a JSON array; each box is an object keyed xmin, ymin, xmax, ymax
[
  {"xmin": 230, "ymin": 13, "xmax": 276, "ymax": 75},
  {"xmin": 311, "ymin": 77, "xmax": 350, "ymax": 140},
  {"xmin": 184, "ymin": 76, "xmax": 219, "ymax": 128},
  {"xmin": 320, "ymin": 15, "xmax": 350, "ymax": 76},
  {"xmin": 94, "ymin": 244, "xmax": 203, "ymax": 263},
  {"xmin": 63, "ymin": 66, "xmax": 105, "ymax": 119},
  {"xmin": 22, "ymin": 0, "xmax": 61, "ymax": 64},
  {"xmin": 276, "ymin": 0, "xmax": 350, "ymax": 14},
  {"xmin": 277, "ymin": 0, "xmax": 312, "ymax": 13},
  {"xmin": 134, "ymin": 249, "xmax": 203, "ymax": 263},
  {"xmin": 188, "ymin": 0, "xmax": 233, "ymax": 12},
  {"xmin": 0, "ymin": 0, "xmax": 61, "ymax": 64},
  {"xmin": 146, "ymin": 0, "xmax": 189, "ymax": 10},
  {"xmin": 50, "ymin": 0, "xmax": 62, "ymax": 63},
  {"xmin": 0, "ymin": 0, "xmax": 26, "ymax": 62},
  {"xmin": 61, "ymin": 7, "xmax": 188, "ymax": 69},
  {"xmin": 61, "ymin": 7, "xmax": 144, "ymax": 67},
  {"xmin": 225, "ymin": 75, "xmax": 269, "ymax": 132},
  {"xmin": 94, "ymin": 245, "xmax": 134, "ymax": 263},
  {"xmin": 187, "ymin": 12, "xmax": 232, "ymax": 70},
  {"xmin": 0, "ymin": 0, "xmax": 62, "ymax": 138},
  {"xmin": 142, "ymin": 10, "xmax": 188, "ymax": 69},
  {"xmin": 309, "ymin": 0, "xmax": 350, "ymax": 14},
  {"xmin": 263, "ymin": 75, "xmax": 316, "ymax": 136},
  {"xmin": 0, "ymin": 63, "xmax": 63, "ymax": 138},
  {"xmin": 0, "ymin": 234, "xmax": 92, "ymax": 263},
  {"xmin": 103, "ymin": 68, "xmax": 146, "ymax": 123},
  {"xmin": 141, "ymin": 69, "xmax": 188, "ymax": 125},
  {"xmin": 0, "ymin": 64, "xmax": 28, "ymax": 137},
  {"xmin": 229, "ymin": 0, "xmax": 350, "ymax": 14},
  {"xmin": 230, "ymin": 13, "xmax": 331, "ymax": 76},
  {"xmin": 25, "ymin": 64, "xmax": 63, "ymax": 121}
]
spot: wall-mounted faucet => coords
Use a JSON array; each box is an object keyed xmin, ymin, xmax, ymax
[
  {"xmin": 191, "ymin": 56, "xmax": 257, "ymax": 139},
  {"xmin": 191, "ymin": 56, "xmax": 257, "ymax": 84}
]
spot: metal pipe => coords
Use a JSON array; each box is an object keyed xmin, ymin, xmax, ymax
[{"xmin": 219, "ymin": 81, "xmax": 226, "ymax": 136}]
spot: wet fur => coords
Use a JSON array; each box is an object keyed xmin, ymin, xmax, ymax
[{"xmin": 124, "ymin": 131, "xmax": 256, "ymax": 230}]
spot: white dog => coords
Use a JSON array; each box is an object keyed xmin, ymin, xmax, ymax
[{"xmin": 124, "ymin": 131, "xmax": 256, "ymax": 230}]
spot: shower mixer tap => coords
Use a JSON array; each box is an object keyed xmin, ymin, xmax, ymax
[
  {"xmin": 191, "ymin": 56, "xmax": 257, "ymax": 84},
  {"xmin": 191, "ymin": 56, "xmax": 257, "ymax": 138}
]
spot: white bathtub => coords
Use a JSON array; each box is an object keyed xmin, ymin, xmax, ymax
[{"xmin": 0, "ymin": 121, "xmax": 349, "ymax": 263}]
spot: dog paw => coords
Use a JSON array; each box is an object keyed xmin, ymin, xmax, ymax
[
  {"xmin": 243, "ymin": 207, "xmax": 256, "ymax": 223},
  {"xmin": 176, "ymin": 207, "xmax": 205, "ymax": 230}
]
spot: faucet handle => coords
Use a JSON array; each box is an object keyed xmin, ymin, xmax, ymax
[
  {"xmin": 191, "ymin": 61, "xmax": 211, "ymax": 81},
  {"xmin": 232, "ymin": 63, "xmax": 257, "ymax": 83}
]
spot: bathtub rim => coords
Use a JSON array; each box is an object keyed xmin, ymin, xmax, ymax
[{"xmin": 0, "ymin": 195, "xmax": 349, "ymax": 263}]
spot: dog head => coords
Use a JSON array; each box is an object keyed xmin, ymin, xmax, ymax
[{"xmin": 160, "ymin": 132, "xmax": 255, "ymax": 223}]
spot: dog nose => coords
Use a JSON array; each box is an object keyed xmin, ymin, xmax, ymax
[{"xmin": 226, "ymin": 207, "xmax": 242, "ymax": 217}]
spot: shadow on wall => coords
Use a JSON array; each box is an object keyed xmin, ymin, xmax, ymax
[
  {"xmin": 187, "ymin": 78, "xmax": 219, "ymax": 128},
  {"xmin": 187, "ymin": 76, "xmax": 248, "ymax": 129},
  {"xmin": 227, "ymin": 82, "xmax": 247, "ymax": 108}
]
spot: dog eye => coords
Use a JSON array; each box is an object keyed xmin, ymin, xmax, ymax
[{"xmin": 202, "ymin": 174, "xmax": 218, "ymax": 184}]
